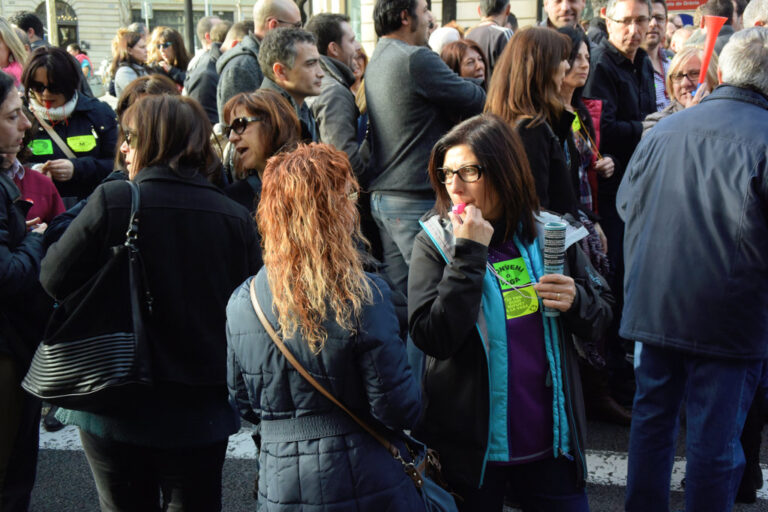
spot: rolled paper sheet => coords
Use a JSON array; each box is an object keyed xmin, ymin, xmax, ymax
[{"xmin": 543, "ymin": 221, "xmax": 567, "ymax": 317}]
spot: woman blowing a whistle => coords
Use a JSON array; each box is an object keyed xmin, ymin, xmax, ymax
[{"xmin": 407, "ymin": 113, "xmax": 614, "ymax": 511}]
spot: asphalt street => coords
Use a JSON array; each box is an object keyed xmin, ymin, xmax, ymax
[{"xmin": 28, "ymin": 419, "xmax": 768, "ymax": 511}]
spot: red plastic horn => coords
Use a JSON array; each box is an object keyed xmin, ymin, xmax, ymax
[{"xmin": 699, "ymin": 15, "xmax": 728, "ymax": 84}]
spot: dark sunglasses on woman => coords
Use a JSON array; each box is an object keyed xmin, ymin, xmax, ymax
[{"xmin": 222, "ymin": 116, "xmax": 265, "ymax": 138}]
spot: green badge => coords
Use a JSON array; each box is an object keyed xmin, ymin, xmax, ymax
[
  {"xmin": 67, "ymin": 134, "xmax": 97, "ymax": 153},
  {"xmin": 502, "ymin": 286, "xmax": 539, "ymax": 319},
  {"xmin": 29, "ymin": 138, "xmax": 54, "ymax": 156},
  {"xmin": 492, "ymin": 257, "xmax": 532, "ymax": 289}
]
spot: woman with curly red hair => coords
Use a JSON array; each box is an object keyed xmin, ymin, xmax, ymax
[{"xmin": 226, "ymin": 143, "xmax": 425, "ymax": 511}]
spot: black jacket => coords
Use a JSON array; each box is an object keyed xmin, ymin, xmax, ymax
[
  {"xmin": 0, "ymin": 174, "xmax": 49, "ymax": 367},
  {"xmin": 25, "ymin": 94, "xmax": 118, "ymax": 201},
  {"xmin": 518, "ymin": 113, "xmax": 582, "ymax": 218},
  {"xmin": 408, "ymin": 211, "xmax": 613, "ymax": 488},
  {"xmin": 40, "ymin": 166, "xmax": 262, "ymax": 385},
  {"xmin": 582, "ymin": 40, "xmax": 655, "ymax": 198},
  {"xmin": 184, "ymin": 43, "xmax": 222, "ymax": 125}
]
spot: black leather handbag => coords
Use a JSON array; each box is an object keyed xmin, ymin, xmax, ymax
[{"xmin": 22, "ymin": 181, "xmax": 154, "ymax": 412}]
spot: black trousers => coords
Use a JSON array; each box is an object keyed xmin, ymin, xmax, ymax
[
  {"xmin": 80, "ymin": 430, "xmax": 227, "ymax": 512},
  {"xmin": 0, "ymin": 354, "xmax": 41, "ymax": 512}
]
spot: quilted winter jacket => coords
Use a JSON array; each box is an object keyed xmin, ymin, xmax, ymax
[{"xmin": 226, "ymin": 269, "xmax": 425, "ymax": 512}]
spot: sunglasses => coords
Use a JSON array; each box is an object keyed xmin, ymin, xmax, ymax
[
  {"xmin": 28, "ymin": 81, "xmax": 65, "ymax": 95},
  {"xmin": 222, "ymin": 116, "xmax": 265, "ymax": 137},
  {"xmin": 276, "ymin": 18, "xmax": 303, "ymax": 28},
  {"xmin": 156, "ymin": 41, "xmax": 173, "ymax": 49},
  {"xmin": 122, "ymin": 127, "xmax": 138, "ymax": 147}
]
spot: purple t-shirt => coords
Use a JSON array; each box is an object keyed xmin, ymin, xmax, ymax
[{"xmin": 488, "ymin": 240, "xmax": 553, "ymax": 464}]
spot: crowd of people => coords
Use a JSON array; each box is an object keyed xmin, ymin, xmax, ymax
[{"xmin": 0, "ymin": 0, "xmax": 767, "ymax": 510}]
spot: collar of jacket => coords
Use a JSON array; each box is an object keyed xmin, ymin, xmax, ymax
[
  {"xmin": 209, "ymin": 42, "xmax": 222, "ymax": 62},
  {"xmin": 216, "ymin": 33, "xmax": 260, "ymax": 72},
  {"xmin": 603, "ymin": 39, "xmax": 649, "ymax": 68},
  {"xmin": 260, "ymin": 76, "xmax": 313, "ymax": 119},
  {"xmin": 320, "ymin": 55, "xmax": 355, "ymax": 88},
  {"xmin": 703, "ymin": 84, "xmax": 768, "ymax": 111},
  {"xmin": 132, "ymin": 165, "xmax": 220, "ymax": 190}
]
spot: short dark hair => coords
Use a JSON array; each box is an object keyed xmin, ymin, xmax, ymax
[
  {"xmin": 196, "ymin": 16, "xmax": 219, "ymax": 45},
  {"xmin": 373, "ymin": 0, "xmax": 418, "ymax": 37},
  {"xmin": 210, "ymin": 20, "xmax": 232, "ymax": 43},
  {"xmin": 702, "ymin": 0, "xmax": 733, "ymax": 23},
  {"xmin": 258, "ymin": 27, "xmax": 317, "ymax": 80},
  {"xmin": 733, "ymin": 0, "xmax": 747, "ymax": 16},
  {"xmin": 480, "ymin": 0, "xmax": 509, "ymax": 17},
  {"xmin": 11, "ymin": 11, "xmax": 44, "ymax": 38},
  {"xmin": 0, "ymin": 71, "xmax": 15, "ymax": 107},
  {"xmin": 305, "ymin": 13, "xmax": 350, "ymax": 56},
  {"xmin": 22, "ymin": 46, "xmax": 82, "ymax": 102},
  {"xmin": 428, "ymin": 114, "xmax": 539, "ymax": 243},
  {"xmin": 652, "ymin": 0, "xmax": 668, "ymax": 17}
]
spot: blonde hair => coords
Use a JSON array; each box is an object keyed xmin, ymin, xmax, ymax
[
  {"xmin": 110, "ymin": 28, "xmax": 145, "ymax": 76},
  {"xmin": 666, "ymin": 45, "xmax": 719, "ymax": 102},
  {"xmin": 0, "ymin": 17, "xmax": 29, "ymax": 66},
  {"xmin": 257, "ymin": 143, "xmax": 372, "ymax": 352}
]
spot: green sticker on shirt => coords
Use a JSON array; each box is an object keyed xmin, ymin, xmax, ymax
[
  {"xmin": 67, "ymin": 134, "xmax": 97, "ymax": 152},
  {"xmin": 502, "ymin": 286, "xmax": 539, "ymax": 319},
  {"xmin": 29, "ymin": 138, "xmax": 53, "ymax": 156},
  {"xmin": 493, "ymin": 257, "xmax": 538, "ymax": 319},
  {"xmin": 492, "ymin": 257, "xmax": 532, "ymax": 289}
]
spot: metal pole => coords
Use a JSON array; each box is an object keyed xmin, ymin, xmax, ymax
[
  {"xmin": 184, "ymin": 0, "xmax": 194, "ymax": 54},
  {"xmin": 46, "ymin": 0, "xmax": 59, "ymax": 46}
]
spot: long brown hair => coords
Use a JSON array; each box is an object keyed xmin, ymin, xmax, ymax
[
  {"xmin": 110, "ymin": 28, "xmax": 145, "ymax": 77},
  {"xmin": 223, "ymin": 90, "xmax": 301, "ymax": 179},
  {"xmin": 428, "ymin": 114, "xmax": 540, "ymax": 243},
  {"xmin": 147, "ymin": 26, "xmax": 191, "ymax": 70},
  {"xmin": 258, "ymin": 143, "xmax": 372, "ymax": 353},
  {"xmin": 121, "ymin": 95, "xmax": 219, "ymax": 179},
  {"xmin": 484, "ymin": 26, "xmax": 571, "ymax": 128}
]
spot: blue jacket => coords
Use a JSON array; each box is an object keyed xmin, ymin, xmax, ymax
[
  {"xmin": 618, "ymin": 85, "xmax": 768, "ymax": 359},
  {"xmin": 26, "ymin": 94, "xmax": 118, "ymax": 201},
  {"xmin": 408, "ymin": 211, "xmax": 614, "ymax": 488},
  {"xmin": 226, "ymin": 270, "xmax": 425, "ymax": 511}
]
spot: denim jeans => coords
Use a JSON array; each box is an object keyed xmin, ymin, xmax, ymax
[
  {"xmin": 370, "ymin": 191, "xmax": 434, "ymax": 379},
  {"xmin": 625, "ymin": 342, "xmax": 762, "ymax": 512},
  {"xmin": 453, "ymin": 457, "xmax": 589, "ymax": 512},
  {"xmin": 80, "ymin": 430, "xmax": 227, "ymax": 512}
]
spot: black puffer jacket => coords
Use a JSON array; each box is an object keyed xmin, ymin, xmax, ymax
[{"xmin": 25, "ymin": 94, "xmax": 118, "ymax": 201}]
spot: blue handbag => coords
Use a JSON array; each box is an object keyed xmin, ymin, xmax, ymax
[{"xmin": 249, "ymin": 279, "xmax": 459, "ymax": 512}]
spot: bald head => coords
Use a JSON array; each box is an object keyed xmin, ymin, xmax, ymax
[
  {"xmin": 253, "ymin": 0, "xmax": 302, "ymax": 38},
  {"xmin": 743, "ymin": 0, "xmax": 768, "ymax": 27}
]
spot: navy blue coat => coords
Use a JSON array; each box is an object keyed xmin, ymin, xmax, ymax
[
  {"xmin": 618, "ymin": 85, "xmax": 768, "ymax": 359},
  {"xmin": 226, "ymin": 270, "xmax": 425, "ymax": 511},
  {"xmin": 26, "ymin": 94, "xmax": 118, "ymax": 201}
]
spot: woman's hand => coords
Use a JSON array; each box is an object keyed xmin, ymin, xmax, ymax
[
  {"xmin": 687, "ymin": 81, "xmax": 711, "ymax": 108},
  {"xmin": 533, "ymin": 274, "xmax": 577, "ymax": 312},
  {"xmin": 26, "ymin": 217, "xmax": 47, "ymax": 234},
  {"xmin": 594, "ymin": 156, "xmax": 615, "ymax": 179},
  {"xmin": 450, "ymin": 204, "xmax": 494, "ymax": 246},
  {"xmin": 43, "ymin": 159, "xmax": 74, "ymax": 181}
]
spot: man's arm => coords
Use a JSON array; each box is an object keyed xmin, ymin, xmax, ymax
[
  {"xmin": 311, "ymin": 83, "xmax": 367, "ymax": 178},
  {"xmin": 411, "ymin": 48, "xmax": 486, "ymax": 116}
]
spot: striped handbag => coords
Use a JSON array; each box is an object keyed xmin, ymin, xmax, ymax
[{"xmin": 22, "ymin": 181, "xmax": 154, "ymax": 412}]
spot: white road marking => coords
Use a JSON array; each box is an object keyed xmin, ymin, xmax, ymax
[{"xmin": 40, "ymin": 426, "xmax": 768, "ymax": 499}]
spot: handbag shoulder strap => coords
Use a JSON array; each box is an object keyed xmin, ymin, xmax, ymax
[
  {"xmin": 247, "ymin": 278, "xmax": 399, "ymax": 458},
  {"xmin": 125, "ymin": 181, "xmax": 140, "ymax": 247},
  {"xmin": 29, "ymin": 109, "xmax": 77, "ymax": 159}
]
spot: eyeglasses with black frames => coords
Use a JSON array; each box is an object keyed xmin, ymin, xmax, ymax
[{"xmin": 436, "ymin": 164, "xmax": 483, "ymax": 184}]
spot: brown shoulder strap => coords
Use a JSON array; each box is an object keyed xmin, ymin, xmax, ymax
[
  {"xmin": 30, "ymin": 109, "xmax": 77, "ymax": 159},
  {"xmin": 248, "ymin": 278, "xmax": 400, "ymax": 458}
]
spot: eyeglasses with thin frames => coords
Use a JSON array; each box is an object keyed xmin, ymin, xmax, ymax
[
  {"xmin": 671, "ymin": 70, "xmax": 701, "ymax": 83},
  {"xmin": 276, "ymin": 18, "xmax": 302, "ymax": 28},
  {"xmin": 607, "ymin": 16, "xmax": 650, "ymax": 26}
]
